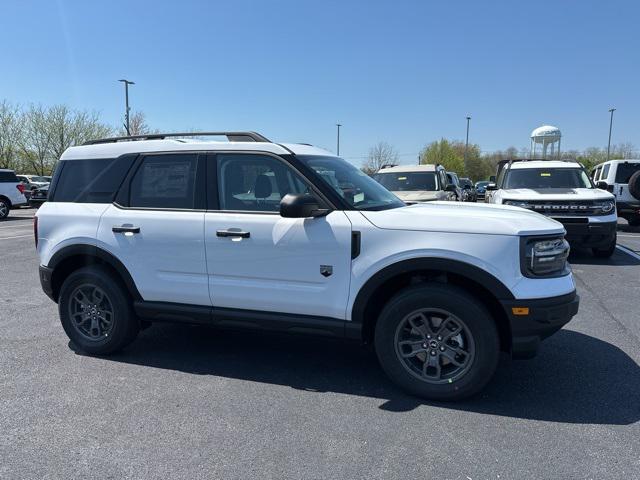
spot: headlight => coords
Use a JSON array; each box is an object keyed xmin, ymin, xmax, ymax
[
  {"xmin": 594, "ymin": 200, "xmax": 615, "ymax": 214},
  {"xmin": 521, "ymin": 236, "xmax": 570, "ymax": 277},
  {"xmin": 504, "ymin": 200, "xmax": 531, "ymax": 209}
]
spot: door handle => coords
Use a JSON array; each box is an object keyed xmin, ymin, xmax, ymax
[
  {"xmin": 216, "ymin": 229, "xmax": 250, "ymax": 238},
  {"xmin": 112, "ymin": 225, "xmax": 141, "ymax": 234}
]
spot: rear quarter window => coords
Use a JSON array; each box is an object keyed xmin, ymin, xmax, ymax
[
  {"xmin": 51, "ymin": 157, "xmax": 133, "ymax": 203},
  {"xmin": 615, "ymin": 163, "xmax": 640, "ymax": 183},
  {"xmin": 0, "ymin": 171, "xmax": 18, "ymax": 182}
]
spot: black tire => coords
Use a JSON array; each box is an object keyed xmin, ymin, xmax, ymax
[
  {"xmin": 375, "ymin": 283, "xmax": 499, "ymax": 401},
  {"xmin": 58, "ymin": 265, "xmax": 139, "ymax": 355},
  {"xmin": 628, "ymin": 171, "xmax": 640, "ymax": 201},
  {"xmin": 0, "ymin": 197, "xmax": 10, "ymax": 220},
  {"xmin": 592, "ymin": 233, "xmax": 617, "ymax": 258},
  {"xmin": 628, "ymin": 216, "xmax": 640, "ymax": 227}
]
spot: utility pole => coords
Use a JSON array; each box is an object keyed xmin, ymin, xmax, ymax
[
  {"xmin": 336, "ymin": 123, "xmax": 342, "ymax": 156},
  {"xmin": 118, "ymin": 79, "xmax": 135, "ymax": 135},
  {"xmin": 606, "ymin": 108, "xmax": 616, "ymax": 162},
  {"xmin": 464, "ymin": 116, "xmax": 471, "ymax": 175}
]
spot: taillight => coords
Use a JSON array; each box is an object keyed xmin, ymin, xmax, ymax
[
  {"xmin": 17, "ymin": 184, "xmax": 25, "ymax": 194},
  {"xmin": 34, "ymin": 216, "xmax": 38, "ymax": 248}
]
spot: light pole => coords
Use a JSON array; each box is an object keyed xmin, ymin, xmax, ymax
[
  {"xmin": 336, "ymin": 123, "xmax": 342, "ymax": 156},
  {"xmin": 118, "ymin": 79, "xmax": 135, "ymax": 135},
  {"xmin": 464, "ymin": 116, "xmax": 471, "ymax": 175},
  {"xmin": 606, "ymin": 108, "xmax": 616, "ymax": 162}
]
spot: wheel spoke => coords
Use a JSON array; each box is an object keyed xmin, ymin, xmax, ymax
[
  {"xmin": 398, "ymin": 340, "xmax": 427, "ymax": 358},
  {"xmin": 441, "ymin": 345, "xmax": 470, "ymax": 367},
  {"xmin": 422, "ymin": 353, "xmax": 441, "ymax": 380}
]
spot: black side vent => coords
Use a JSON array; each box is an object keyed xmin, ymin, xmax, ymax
[{"xmin": 351, "ymin": 231, "xmax": 361, "ymax": 259}]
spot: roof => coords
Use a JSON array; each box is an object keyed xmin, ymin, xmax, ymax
[
  {"xmin": 509, "ymin": 160, "xmax": 581, "ymax": 169},
  {"xmin": 60, "ymin": 139, "xmax": 333, "ymax": 160},
  {"xmin": 377, "ymin": 164, "xmax": 438, "ymax": 173}
]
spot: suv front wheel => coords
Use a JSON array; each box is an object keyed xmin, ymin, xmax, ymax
[
  {"xmin": 375, "ymin": 283, "xmax": 499, "ymax": 401},
  {"xmin": 59, "ymin": 265, "xmax": 140, "ymax": 354}
]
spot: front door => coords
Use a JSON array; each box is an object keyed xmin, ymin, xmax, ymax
[{"xmin": 204, "ymin": 152, "xmax": 353, "ymax": 320}]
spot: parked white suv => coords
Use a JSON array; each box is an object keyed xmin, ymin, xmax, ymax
[
  {"xmin": 486, "ymin": 159, "xmax": 618, "ymax": 257},
  {"xmin": 372, "ymin": 164, "xmax": 457, "ymax": 203},
  {"xmin": 0, "ymin": 169, "xmax": 28, "ymax": 219},
  {"xmin": 36, "ymin": 132, "xmax": 579, "ymax": 400},
  {"xmin": 591, "ymin": 159, "xmax": 640, "ymax": 226}
]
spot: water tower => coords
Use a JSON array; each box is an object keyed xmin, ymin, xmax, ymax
[{"xmin": 530, "ymin": 125, "xmax": 561, "ymax": 159}]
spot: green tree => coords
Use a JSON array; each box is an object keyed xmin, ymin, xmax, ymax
[{"xmin": 420, "ymin": 139, "xmax": 464, "ymax": 174}]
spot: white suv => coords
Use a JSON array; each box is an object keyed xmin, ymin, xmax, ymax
[
  {"xmin": 486, "ymin": 159, "xmax": 618, "ymax": 257},
  {"xmin": 36, "ymin": 132, "xmax": 579, "ymax": 401},
  {"xmin": 372, "ymin": 164, "xmax": 457, "ymax": 203},
  {"xmin": 591, "ymin": 159, "xmax": 640, "ymax": 226},
  {"xmin": 0, "ymin": 169, "xmax": 28, "ymax": 219}
]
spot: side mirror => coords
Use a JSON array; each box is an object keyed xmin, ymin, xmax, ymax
[
  {"xmin": 280, "ymin": 194, "xmax": 329, "ymax": 218},
  {"xmin": 486, "ymin": 183, "xmax": 498, "ymax": 191},
  {"xmin": 596, "ymin": 181, "xmax": 608, "ymax": 190},
  {"xmin": 445, "ymin": 184, "xmax": 457, "ymax": 192},
  {"xmin": 489, "ymin": 175, "xmax": 496, "ymax": 182}
]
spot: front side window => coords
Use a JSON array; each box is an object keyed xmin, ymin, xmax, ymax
[
  {"xmin": 129, "ymin": 154, "xmax": 198, "ymax": 209},
  {"xmin": 373, "ymin": 171, "xmax": 437, "ymax": 192},
  {"xmin": 217, "ymin": 154, "xmax": 312, "ymax": 212},
  {"xmin": 504, "ymin": 168, "xmax": 593, "ymax": 189}
]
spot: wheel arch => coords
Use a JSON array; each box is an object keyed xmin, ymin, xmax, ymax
[
  {"xmin": 0, "ymin": 194, "xmax": 11, "ymax": 207},
  {"xmin": 351, "ymin": 258, "xmax": 514, "ymax": 352},
  {"xmin": 48, "ymin": 244, "xmax": 142, "ymax": 303}
]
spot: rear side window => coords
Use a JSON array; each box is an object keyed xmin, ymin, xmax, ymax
[
  {"xmin": 0, "ymin": 171, "xmax": 18, "ymax": 182},
  {"xmin": 601, "ymin": 164, "xmax": 610, "ymax": 180},
  {"xmin": 129, "ymin": 154, "xmax": 198, "ymax": 209},
  {"xmin": 615, "ymin": 163, "xmax": 640, "ymax": 183},
  {"xmin": 52, "ymin": 157, "xmax": 132, "ymax": 203}
]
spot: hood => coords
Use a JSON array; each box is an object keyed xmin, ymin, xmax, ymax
[
  {"xmin": 500, "ymin": 188, "xmax": 614, "ymax": 201},
  {"xmin": 360, "ymin": 202, "xmax": 565, "ymax": 236},
  {"xmin": 392, "ymin": 190, "xmax": 439, "ymax": 202}
]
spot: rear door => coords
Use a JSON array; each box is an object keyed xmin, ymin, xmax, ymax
[
  {"xmin": 97, "ymin": 152, "xmax": 210, "ymax": 306},
  {"xmin": 204, "ymin": 152, "xmax": 353, "ymax": 320}
]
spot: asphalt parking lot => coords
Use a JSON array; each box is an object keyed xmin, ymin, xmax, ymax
[{"xmin": 1, "ymin": 208, "xmax": 639, "ymax": 479}]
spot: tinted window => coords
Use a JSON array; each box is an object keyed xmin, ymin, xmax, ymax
[
  {"xmin": 52, "ymin": 157, "xmax": 132, "ymax": 203},
  {"xmin": 504, "ymin": 168, "xmax": 592, "ymax": 189},
  {"xmin": 217, "ymin": 154, "xmax": 310, "ymax": 212},
  {"xmin": 130, "ymin": 154, "xmax": 198, "ymax": 209},
  {"xmin": 601, "ymin": 164, "xmax": 610, "ymax": 180},
  {"xmin": 615, "ymin": 163, "xmax": 640, "ymax": 183},
  {"xmin": 0, "ymin": 171, "xmax": 18, "ymax": 183},
  {"xmin": 373, "ymin": 172, "xmax": 437, "ymax": 191}
]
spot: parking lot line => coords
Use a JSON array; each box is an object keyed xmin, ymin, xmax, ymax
[
  {"xmin": 616, "ymin": 244, "xmax": 640, "ymax": 260},
  {"xmin": 0, "ymin": 234, "xmax": 33, "ymax": 240}
]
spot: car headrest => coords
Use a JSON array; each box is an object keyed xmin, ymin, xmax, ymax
[{"xmin": 254, "ymin": 174, "xmax": 273, "ymax": 199}]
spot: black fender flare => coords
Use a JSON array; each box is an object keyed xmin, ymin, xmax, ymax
[
  {"xmin": 48, "ymin": 244, "xmax": 142, "ymax": 301},
  {"xmin": 350, "ymin": 257, "xmax": 515, "ymax": 325}
]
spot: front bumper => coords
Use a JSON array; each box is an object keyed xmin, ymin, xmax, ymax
[
  {"xmin": 552, "ymin": 218, "xmax": 617, "ymax": 248},
  {"xmin": 39, "ymin": 265, "xmax": 55, "ymax": 301},
  {"xmin": 501, "ymin": 290, "xmax": 579, "ymax": 358}
]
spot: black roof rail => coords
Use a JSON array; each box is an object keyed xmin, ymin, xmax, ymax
[{"xmin": 82, "ymin": 131, "xmax": 270, "ymax": 146}]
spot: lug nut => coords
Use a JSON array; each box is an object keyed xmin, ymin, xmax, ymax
[
  {"xmin": 440, "ymin": 346, "xmax": 445, "ymax": 352},
  {"xmin": 437, "ymin": 336, "xmax": 442, "ymax": 341},
  {"xmin": 430, "ymin": 350, "xmax": 437, "ymax": 356}
]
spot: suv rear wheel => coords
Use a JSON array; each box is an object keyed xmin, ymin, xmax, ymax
[
  {"xmin": 375, "ymin": 283, "xmax": 499, "ymax": 401},
  {"xmin": 59, "ymin": 265, "xmax": 139, "ymax": 354},
  {"xmin": 0, "ymin": 198, "xmax": 10, "ymax": 220}
]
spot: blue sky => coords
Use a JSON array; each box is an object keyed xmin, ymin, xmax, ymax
[{"xmin": 1, "ymin": 0, "xmax": 638, "ymax": 165}]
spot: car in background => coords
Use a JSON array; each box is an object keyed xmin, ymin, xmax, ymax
[
  {"xmin": 475, "ymin": 180, "xmax": 491, "ymax": 202},
  {"xmin": 17, "ymin": 175, "xmax": 50, "ymax": 201},
  {"xmin": 0, "ymin": 169, "xmax": 28, "ymax": 219},
  {"xmin": 591, "ymin": 159, "xmax": 640, "ymax": 226},
  {"xmin": 373, "ymin": 164, "xmax": 457, "ymax": 203},
  {"xmin": 487, "ymin": 159, "xmax": 617, "ymax": 257},
  {"xmin": 446, "ymin": 172, "xmax": 464, "ymax": 201},
  {"xmin": 29, "ymin": 183, "xmax": 49, "ymax": 207},
  {"xmin": 458, "ymin": 177, "xmax": 477, "ymax": 202}
]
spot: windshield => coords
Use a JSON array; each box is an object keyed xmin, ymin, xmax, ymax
[
  {"xmin": 297, "ymin": 156, "xmax": 405, "ymax": 211},
  {"xmin": 475, "ymin": 181, "xmax": 490, "ymax": 188},
  {"xmin": 373, "ymin": 171, "xmax": 437, "ymax": 192},
  {"xmin": 504, "ymin": 168, "xmax": 593, "ymax": 189}
]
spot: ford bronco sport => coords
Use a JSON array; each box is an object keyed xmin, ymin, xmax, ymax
[{"xmin": 36, "ymin": 132, "xmax": 579, "ymax": 400}]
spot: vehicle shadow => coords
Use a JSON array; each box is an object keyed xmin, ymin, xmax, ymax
[
  {"xmin": 81, "ymin": 325, "xmax": 640, "ymax": 426},
  {"xmin": 568, "ymin": 246, "xmax": 640, "ymax": 266}
]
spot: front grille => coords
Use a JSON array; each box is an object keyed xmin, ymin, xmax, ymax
[{"xmin": 519, "ymin": 200, "xmax": 605, "ymax": 216}]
